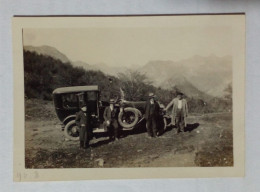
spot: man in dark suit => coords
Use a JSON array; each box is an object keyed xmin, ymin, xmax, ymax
[
  {"xmin": 75, "ymin": 105, "xmax": 90, "ymax": 149},
  {"xmin": 144, "ymin": 93, "xmax": 160, "ymax": 138},
  {"xmin": 103, "ymin": 99, "xmax": 120, "ymax": 141}
]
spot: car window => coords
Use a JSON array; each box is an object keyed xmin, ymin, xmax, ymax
[
  {"xmin": 62, "ymin": 94, "xmax": 78, "ymax": 109},
  {"xmin": 87, "ymin": 92, "xmax": 97, "ymax": 101}
]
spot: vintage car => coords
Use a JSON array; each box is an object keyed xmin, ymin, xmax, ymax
[{"xmin": 53, "ymin": 85, "xmax": 169, "ymax": 140}]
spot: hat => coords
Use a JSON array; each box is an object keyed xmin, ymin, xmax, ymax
[
  {"xmin": 109, "ymin": 99, "xmax": 116, "ymax": 104},
  {"xmin": 148, "ymin": 92, "xmax": 155, "ymax": 98},
  {"xmin": 177, "ymin": 92, "xmax": 184, "ymax": 96},
  {"xmin": 80, "ymin": 104, "xmax": 87, "ymax": 109}
]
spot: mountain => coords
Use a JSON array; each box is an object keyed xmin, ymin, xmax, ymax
[
  {"xmin": 24, "ymin": 45, "xmax": 70, "ymax": 63},
  {"xmin": 72, "ymin": 61, "xmax": 129, "ymax": 77},
  {"xmin": 23, "ymin": 45, "xmax": 129, "ymax": 76},
  {"xmin": 72, "ymin": 61, "xmax": 96, "ymax": 71},
  {"xmin": 140, "ymin": 55, "xmax": 232, "ymax": 97},
  {"xmin": 161, "ymin": 75, "xmax": 211, "ymax": 100},
  {"xmin": 23, "ymin": 45, "xmax": 231, "ymax": 98}
]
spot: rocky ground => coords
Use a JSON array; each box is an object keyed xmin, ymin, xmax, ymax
[{"xmin": 25, "ymin": 99, "xmax": 233, "ymax": 168}]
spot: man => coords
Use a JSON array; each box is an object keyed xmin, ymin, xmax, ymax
[
  {"xmin": 144, "ymin": 93, "xmax": 160, "ymax": 138},
  {"xmin": 75, "ymin": 105, "xmax": 90, "ymax": 149},
  {"xmin": 165, "ymin": 92, "xmax": 188, "ymax": 133},
  {"xmin": 103, "ymin": 99, "xmax": 120, "ymax": 141}
]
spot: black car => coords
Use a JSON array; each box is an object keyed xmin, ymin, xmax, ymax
[{"xmin": 53, "ymin": 85, "xmax": 169, "ymax": 140}]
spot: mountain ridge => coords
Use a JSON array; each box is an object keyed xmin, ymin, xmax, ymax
[
  {"xmin": 24, "ymin": 45, "xmax": 70, "ymax": 63},
  {"xmin": 23, "ymin": 45, "xmax": 232, "ymax": 98},
  {"xmin": 140, "ymin": 55, "xmax": 232, "ymax": 97}
]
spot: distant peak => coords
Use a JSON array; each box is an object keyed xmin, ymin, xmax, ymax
[{"xmin": 24, "ymin": 45, "xmax": 70, "ymax": 63}]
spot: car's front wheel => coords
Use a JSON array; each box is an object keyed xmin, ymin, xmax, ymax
[{"xmin": 64, "ymin": 120, "xmax": 79, "ymax": 141}]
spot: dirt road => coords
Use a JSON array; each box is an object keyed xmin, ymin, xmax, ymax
[{"xmin": 25, "ymin": 99, "xmax": 233, "ymax": 168}]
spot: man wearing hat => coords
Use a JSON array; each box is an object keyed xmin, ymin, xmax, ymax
[
  {"xmin": 103, "ymin": 99, "xmax": 120, "ymax": 141},
  {"xmin": 165, "ymin": 92, "xmax": 188, "ymax": 133},
  {"xmin": 75, "ymin": 104, "xmax": 90, "ymax": 149},
  {"xmin": 144, "ymin": 93, "xmax": 160, "ymax": 138}
]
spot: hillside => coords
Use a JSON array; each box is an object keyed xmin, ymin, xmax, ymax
[
  {"xmin": 24, "ymin": 45, "xmax": 232, "ymax": 98},
  {"xmin": 23, "ymin": 50, "xmax": 116, "ymax": 101},
  {"xmin": 24, "ymin": 45, "xmax": 70, "ymax": 63},
  {"xmin": 23, "ymin": 47, "xmax": 232, "ymax": 113},
  {"xmin": 23, "ymin": 45, "xmax": 232, "ymax": 107}
]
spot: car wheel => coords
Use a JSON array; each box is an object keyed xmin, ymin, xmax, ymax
[
  {"xmin": 64, "ymin": 120, "xmax": 79, "ymax": 141},
  {"xmin": 118, "ymin": 107, "xmax": 139, "ymax": 129}
]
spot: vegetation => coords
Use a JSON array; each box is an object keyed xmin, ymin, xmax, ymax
[
  {"xmin": 24, "ymin": 50, "xmax": 232, "ymax": 113},
  {"xmin": 24, "ymin": 51, "xmax": 117, "ymax": 101}
]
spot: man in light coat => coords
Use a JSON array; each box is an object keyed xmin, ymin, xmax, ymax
[{"xmin": 165, "ymin": 93, "xmax": 188, "ymax": 133}]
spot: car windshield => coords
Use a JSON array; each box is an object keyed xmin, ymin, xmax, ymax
[{"xmin": 62, "ymin": 94, "xmax": 78, "ymax": 109}]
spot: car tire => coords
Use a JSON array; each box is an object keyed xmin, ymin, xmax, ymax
[
  {"xmin": 64, "ymin": 120, "xmax": 80, "ymax": 141},
  {"xmin": 118, "ymin": 107, "xmax": 139, "ymax": 129}
]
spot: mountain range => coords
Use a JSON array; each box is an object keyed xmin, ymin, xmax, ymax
[
  {"xmin": 23, "ymin": 45, "xmax": 232, "ymax": 99},
  {"xmin": 140, "ymin": 55, "xmax": 232, "ymax": 97}
]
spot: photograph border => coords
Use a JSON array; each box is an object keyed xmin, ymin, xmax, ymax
[{"xmin": 13, "ymin": 15, "xmax": 245, "ymax": 181}]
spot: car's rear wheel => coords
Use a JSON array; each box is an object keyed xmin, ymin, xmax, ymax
[
  {"xmin": 64, "ymin": 120, "xmax": 79, "ymax": 141},
  {"xmin": 118, "ymin": 107, "xmax": 139, "ymax": 129}
]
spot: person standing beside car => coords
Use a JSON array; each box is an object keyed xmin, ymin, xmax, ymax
[
  {"xmin": 103, "ymin": 99, "xmax": 120, "ymax": 141},
  {"xmin": 164, "ymin": 92, "xmax": 188, "ymax": 133},
  {"xmin": 75, "ymin": 105, "xmax": 90, "ymax": 149},
  {"xmin": 144, "ymin": 93, "xmax": 160, "ymax": 138}
]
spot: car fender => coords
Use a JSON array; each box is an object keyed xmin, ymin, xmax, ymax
[{"xmin": 63, "ymin": 115, "xmax": 76, "ymax": 125}]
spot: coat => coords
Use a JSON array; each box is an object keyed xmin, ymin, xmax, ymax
[
  {"xmin": 103, "ymin": 106, "xmax": 119, "ymax": 131},
  {"xmin": 75, "ymin": 110, "xmax": 89, "ymax": 127},
  {"xmin": 166, "ymin": 98, "xmax": 188, "ymax": 127},
  {"xmin": 103, "ymin": 106, "xmax": 119, "ymax": 122},
  {"xmin": 75, "ymin": 110, "xmax": 90, "ymax": 143},
  {"xmin": 144, "ymin": 100, "xmax": 160, "ymax": 120}
]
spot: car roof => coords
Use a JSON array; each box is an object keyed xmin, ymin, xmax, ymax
[{"xmin": 52, "ymin": 85, "xmax": 99, "ymax": 94}]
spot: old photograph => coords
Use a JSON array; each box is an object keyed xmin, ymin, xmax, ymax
[{"xmin": 13, "ymin": 15, "xmax": 245, "ymax": 180}]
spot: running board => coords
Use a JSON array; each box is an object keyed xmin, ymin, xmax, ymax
[
  {"xmin": 93, "ymin": 128, "xmax": 106, "ymax": 133},
  {"xmin": 92, "ymin": 117, "xmax": 145, "ymax": 133}
]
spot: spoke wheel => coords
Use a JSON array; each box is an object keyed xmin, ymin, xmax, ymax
[{"xmin": 64, "ymin": 120, "xmax": 79, "ymax": 141}]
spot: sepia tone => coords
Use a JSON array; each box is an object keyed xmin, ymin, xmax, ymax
[{"xmin": 13, "ymin": 15, "xmax": 245, "ymax": 181}]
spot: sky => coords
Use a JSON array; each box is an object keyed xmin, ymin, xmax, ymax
[{"xmin": 23, "ymin": 25, "xmax": 232, "ymax": 67}]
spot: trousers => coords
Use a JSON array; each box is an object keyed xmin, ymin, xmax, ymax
[
  {"xmin": 176, "ymin": 109, "xmax": 185, "ymax": 132},
  {"xmin": 146, "ymin": 117, "xmax": 157, "ymax": 137},
  {"xmin": 79, "ymin": 125, "xmax": 90, "ymax": 148},
  {"xmin": 108, "ymin": 119, "xmax": 119, "ymax": 139}
]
